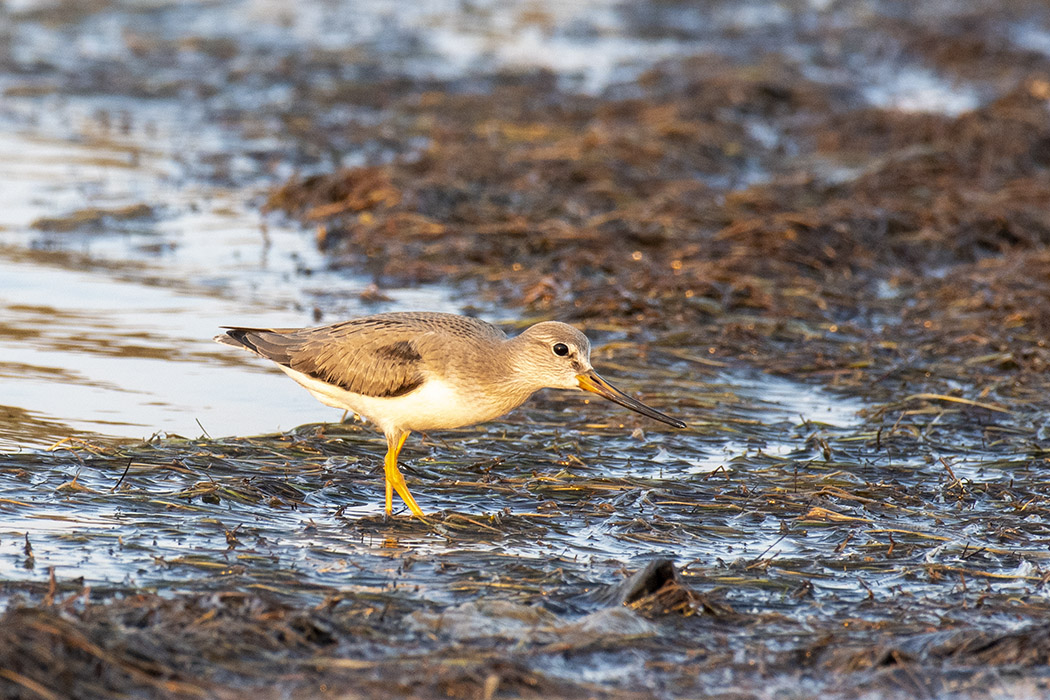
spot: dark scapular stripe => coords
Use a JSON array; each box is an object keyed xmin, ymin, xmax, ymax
[{"xmin": 376, "ymin": 340, "xmax": 423, "ymax": 364}]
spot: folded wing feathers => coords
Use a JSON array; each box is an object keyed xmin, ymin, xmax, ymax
[{"xmin": 217, "ymin": 324, "xmax": 426, "ymax": 398}]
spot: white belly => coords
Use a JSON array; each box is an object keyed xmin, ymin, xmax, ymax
[{"xmin": 277, "ymin": 365, "xmax": 510, "ymax": 434}]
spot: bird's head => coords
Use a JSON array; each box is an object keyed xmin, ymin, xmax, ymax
[{"xmin": 512, "ymin": 321, "xmax": 686, "ymax": 429}]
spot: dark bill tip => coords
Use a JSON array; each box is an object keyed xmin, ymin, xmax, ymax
[{"xmin": 576, "ymin": 371, "xmax": 687, "ymax": 429}]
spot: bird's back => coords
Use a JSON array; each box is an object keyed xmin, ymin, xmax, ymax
[{"xmin": 216, "ymin": 312, "xmax": 507, "ymax": 399}]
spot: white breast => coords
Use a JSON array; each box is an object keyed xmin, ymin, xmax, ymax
[{"xmin": 277, "ymin": 365, "xmax": 513, "ymax": 434}]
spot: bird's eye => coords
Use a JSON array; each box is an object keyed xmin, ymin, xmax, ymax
[{"xmin": 552, "ymin": 342, "xmax": 570, "ymax": 357}]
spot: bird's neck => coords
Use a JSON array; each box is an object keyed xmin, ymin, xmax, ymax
[{"xmin": 479, "ymin": 335, "xmax": 544, "ymax": 408}]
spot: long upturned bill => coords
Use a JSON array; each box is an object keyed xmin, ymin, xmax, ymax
[{"xmin": 576, "ymin": 370, "xmax": 686, "ymax": 429}]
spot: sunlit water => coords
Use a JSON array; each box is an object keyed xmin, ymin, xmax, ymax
[{"xmin": 0, "ymin": 113, "xmax": 461, "ymax": 446}]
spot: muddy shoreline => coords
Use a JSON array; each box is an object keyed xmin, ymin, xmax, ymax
[{"xmin": 6, "ymin": 1, "xmax": 1050, "ymax": 699}]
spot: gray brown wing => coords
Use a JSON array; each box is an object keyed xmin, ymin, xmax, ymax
[{"xmin": 217, "ymin": 313, "xmax": 503, "ymax": 399}]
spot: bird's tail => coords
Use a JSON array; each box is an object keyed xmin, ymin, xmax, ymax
[{"xmin": 214, "ymin": 327, "xmax": 299, "ymax": 365}]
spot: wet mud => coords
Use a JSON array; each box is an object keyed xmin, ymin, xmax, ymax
[{"xmin": 6, "ymin": 1, "xmax": 1050, "ymax": 699}]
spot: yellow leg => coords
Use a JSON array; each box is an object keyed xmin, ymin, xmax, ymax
[
  {"xmin": 384, "ymin": 431, "xmax": 425, "ymax": 518},
  {"xmin": 385, "ymin": 470, "xmax": 393, "ymax": 515}
]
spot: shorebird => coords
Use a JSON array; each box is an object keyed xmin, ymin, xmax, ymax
[{"xmin": 215, "ymin": 312, "xmax": 685, "ymax": 517}]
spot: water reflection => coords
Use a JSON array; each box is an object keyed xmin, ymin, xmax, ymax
[{"xmin": 0, "ymin": 114, "xmax": 461, "ymax": 446}]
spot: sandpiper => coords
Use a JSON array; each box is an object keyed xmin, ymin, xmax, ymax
[{"xmin": 215, "ymin": 311, "xmax": 685, "ymax": 517}]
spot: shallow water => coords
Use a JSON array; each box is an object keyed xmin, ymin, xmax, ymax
[
  {"xmin": 0, "ymin": 85, "xmax": 464, "ymax": 445},
  {"xmin": 2, "ymin": 0, "xmax": 1043, "ymax": 614},
  {"xmin": 5, "ymin": 3, "xmax": 1050, "ymax": 698},
  {"xmin": 0, "ymin": 369, "xmax": 866, "ymax": 592}
]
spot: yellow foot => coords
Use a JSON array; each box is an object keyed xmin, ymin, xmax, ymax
[{"xmin": 384, "ymin": 431, "xmax": 426, "ymax": 519}]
